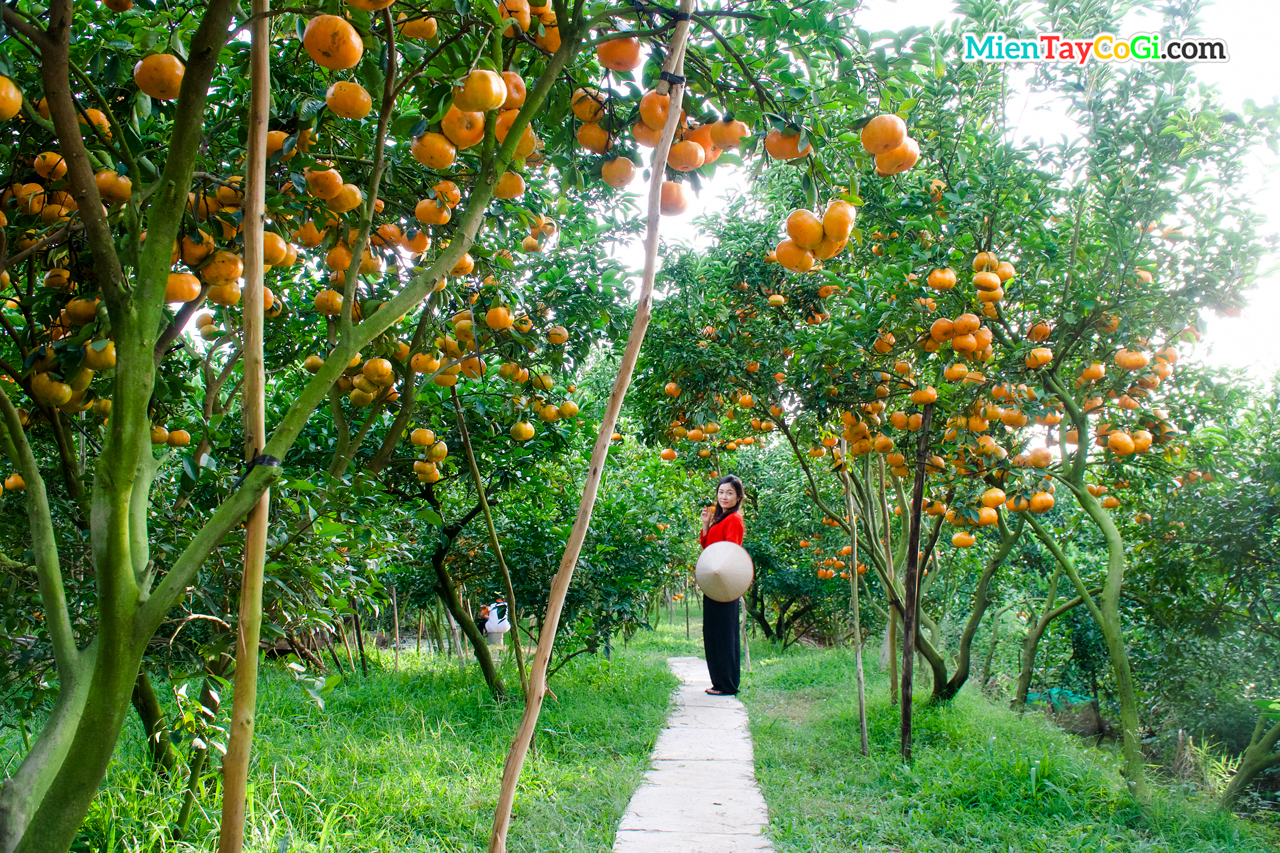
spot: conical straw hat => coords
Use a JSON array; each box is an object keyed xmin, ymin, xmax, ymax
[{"xmin": 695, "ymin": 541, "xmax": 754, "ymax": 602}]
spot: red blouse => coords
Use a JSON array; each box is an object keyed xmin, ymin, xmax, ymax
[{"xmin": 700, "ymin": 511, "xmax": 745, "ymax": 548}]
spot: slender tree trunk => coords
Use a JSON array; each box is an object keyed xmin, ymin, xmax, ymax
[
  {"xmin": 450, "ymin": 387, "xmax": 527, "ymax": 695},
  {"xmin": 337, "ymin": 619, "xmax": 356, "ymax": 673},
  {"xmin": 1027, "ymin": 509, "xmax": 1146, "ymax": 799},
  {"xmin": 1014, "ymin": 590, "xmax": 1095, "ymax": 708},
  {"xmin": 432, "ymin": 547, "xmax": 505, "ymax": 695},
  {"xmin": 326, "ymin": 633, "xmax": 346, "ymax": 675},
  {"xmin": 878, "ymin": 460, "xmax": 899, "ymax": 707},
  {"xmin": 449, "ymin": 608, "xmax": 466, "ymax": 664},
  {"xmin": 174, "ymin": 746, "xmax": 208, "ymax": 840},
  {"xmin": 432, "ymin": 598, "xmax": 446, "ymax": 656},
  {"xmin": 931, "ymin": 515, "xmax": 1021, "ymax": 702},
  {"xmin": 131, "ymin": 670, "xmax": 179, "ymax": 775},
  {"xmin": 488, "ymin": 14, "xmax": 694, "ymax": 849},
  {"xmin": 417, "ymin": 609, "xmax": 424, "ymax": 656},
  {"xmin": 980, "ymin": 611, "xmax": 1001, "ymax": 686},
  {"xmin": 1220, "ymin": 715, "xmax": 1280, "ymax": 809}
]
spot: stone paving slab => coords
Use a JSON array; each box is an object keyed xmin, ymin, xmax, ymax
[
  {"xmin": 614, "ymin": 830, "xmax": 774, "ymax": 853},
  {"xmin": 665, "ymin": 705, "xmax": 752, "ymax": 730},
  {"xmin": 645, "ymin": 759, "xmax": 758, "ymax": 789},
  {"xmin": 612, "ymin": 656, "xmax": 774, "ymax": 852}
]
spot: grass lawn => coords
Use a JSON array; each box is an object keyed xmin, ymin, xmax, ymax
[
  {"xmin": 740, "ymin": 644, "xmax": 1277, "ymax": 853},
  {"xmin": 60, "ymin": 648, "xmax": 676, "ymax": 852},
  {"xmin": 13, "ymin": 599, "xmax": 1272, "ymax": 852}
]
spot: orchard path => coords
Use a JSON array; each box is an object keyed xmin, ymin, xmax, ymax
[{"xmin": 612, "ymin": 656, "xmax": 775, "ymax": 853}]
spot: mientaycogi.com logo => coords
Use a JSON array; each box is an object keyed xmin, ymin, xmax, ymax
[{"xmin": 961, "ymin": 32, "xmax": 1229, "ymax": 65}]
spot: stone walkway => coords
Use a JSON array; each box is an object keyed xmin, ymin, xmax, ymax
[{"xmin": 612, "ymin": 656, "xmax": 775, "ymax": 853}]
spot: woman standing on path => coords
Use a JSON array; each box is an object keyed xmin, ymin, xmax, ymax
[{"xmin": 699, "ymin": 475, "xmax": 745, "ymax": 695}]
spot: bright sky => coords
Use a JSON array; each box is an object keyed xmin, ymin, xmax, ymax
[{"xmin": 611, "ymin": 0, "xmax": 1280, "ymax": 379}]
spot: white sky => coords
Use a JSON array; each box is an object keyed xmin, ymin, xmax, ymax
[{"xmin": 610, "ymin": 0, "xmax": 1280, "ymax": 379}]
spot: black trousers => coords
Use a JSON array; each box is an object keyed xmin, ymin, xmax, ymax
[{"xmin": 703, "ymin": 596, "xmax": 741, "ymax": 694}]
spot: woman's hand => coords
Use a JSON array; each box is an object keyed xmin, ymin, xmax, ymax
[{"xmin": 701, "ymin": 505, "xmax": 715, "ymax": 529}]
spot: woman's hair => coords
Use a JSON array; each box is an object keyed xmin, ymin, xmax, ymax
[{"xmin": 711, "ymin": 475, "xmax": 744, "ymax": 527}]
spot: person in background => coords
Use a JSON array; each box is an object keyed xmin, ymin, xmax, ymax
[{"xmin": 699, "ymin": 474, "xmax": 745, "ymax": 695}]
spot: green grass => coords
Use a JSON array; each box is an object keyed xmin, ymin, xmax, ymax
[
  {"xmin": 65, "ymin": 650, "xmax": 676, "ymax": 852},
  {"xmin": 740, "ymin": 646, "xmax": 1277, "ymax": 853},
  {"xmin": 21, "ymin": 602, "xmax": 1266, "ymax": 853}
]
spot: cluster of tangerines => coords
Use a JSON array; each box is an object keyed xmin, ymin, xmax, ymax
[
  {"xmin": 655, "ymin": 377, "xmax": 801, "ymax": 461},
  {"xmin": 801, "ymin": 538, "xmax": 869, "ymax": 580},
  {"xmin": 770, "ymin": 199, "xmax": 858, "ymax": 275},
  {"xmin": 926, "ymin": 250, "xmax": 1017, "ymax": 307},
  {"xmin": 409, "ymin": 427, "xmax": 449, "ymax": 484},
  {"xmin": 764, "ymin": 112, "xmax": 919, "ymax": 277},
  {"xmin": 568, "ymin": 30, "xmax": 755, "ymax": 216}
]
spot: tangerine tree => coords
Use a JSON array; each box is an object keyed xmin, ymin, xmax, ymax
[{"xmin": 0, "ymin": 0, "xmax": 894, "ymax": 847}]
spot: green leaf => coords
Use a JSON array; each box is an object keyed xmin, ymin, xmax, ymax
[{"xmin": 1252, "ymin": 698, "xmax": 1280, "ymax": 720}]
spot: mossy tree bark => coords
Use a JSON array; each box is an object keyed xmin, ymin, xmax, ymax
[
  {"xmin": 425, "ymin": 494, "xmax": 504, "ymax": 696},
  {"xmin": 931, "ymin": 515, "xmax": 1023, "ymax": 703},
  {"xmin": 1040, "ymin": 370, "xmax": 1149, "ymax": 801},
  {"xmin": 1220, "ymin": 715, "xmax": 1280, "ymax": 809},
  {"xmin": 130, "ymin": 671, "xmax": 179, "ymax": 776}
]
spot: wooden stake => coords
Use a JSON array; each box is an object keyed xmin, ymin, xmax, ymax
[
  {"xmin": 487, "ymin": 8, "xmax": 695, "ymax": 849},
  {"xmin": 338, "ymin": 619, "xmax": 356, "ymax": 672},
  {"xmin": 351, "ymin": 598, "xmax": 369, "ymax": 676},
  {"xmin": 391, "ymin": 583, "xmax": 401, "ymax": 672},
  {"xmin": 216, "ymin": 0, "xmax": 270, "ymax": 847},
  {"xmin": 417, "ymin": 609, "xmax": 424, "ymax": 656},
  {"xmin": 900, "ymin": 402, "xmax": 933, "ymax": 761},
  {"xmin": 841, "ymin": 441, "xmax": 869, "ymax": 757},
  {"xmin": 685, "ymin": 574, "xmax": 690, "ymax": 640},
  {"xmin": 878, "ymin": 457, "xmax": 899, "ymax": 706},
  {"xmin": 449, "ymin": 607, "xmax": 466, "ymax": 665}
]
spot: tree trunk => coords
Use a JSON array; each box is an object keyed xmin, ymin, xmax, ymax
[
  {"xmin": 980, "ymin": 611, "xmax": 1001, "ymax": 687},
  {"xmin": 432, "ymin": 543, "xmax": 505, "ymax": 696},
  {"xmin": 1013, "ymin": 585, "xmax": 1096, "ymax": 708},
  {"xmin": 351, "ymin": 600, "xmax": 369, "ymax": 676},
  {"xmin": 391, "ymin": 584, "xmax": 400, "ymax": 671},
  {"xmin": 337, "ymin": 618, "xmax": 356, "ymax": 672},
  {"xmin": 131, "ymin": 670, "xmax": 179, "ymax": 776},
  {"xmin": 1220, "ymin": 715, "xmax": 1280, "ymax": 809},
  {"xmin": 1027, "ymin": 507, "xmax": 1147, "ymax": 800},
  {"xmin": 11, "ymin": 638, "xmax": 146, "ymax": 853},
  {"xmin": 873, "ymin": 458, "xmax": 900, "ymax": 707},
  {"xmin": 931, "ymin": 515, "xmax": 1022, "ymax": 702},
  {"xmin": 451, "ymin": 386, "xmax": 526, "ymax": 695}
]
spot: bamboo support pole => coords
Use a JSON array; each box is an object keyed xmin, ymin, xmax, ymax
[
  {"xmin": 391, "ymin": 583, "xmax": 401, "ymax": 671},
  {"xmin": 841, "ymin": 441, "xmax": 869, "ymax": 757},
  {"xmin": 215, "ymin": 0, "xmax": 270, "ymax": 847},
  {"xmin": 487, "ymin": 7, "xmax": 695, "ymax": 849},
  {"xmin": 899, "ymin": 403, "xmax": 933, "ymax": 760},
  {"xmin": 878, "ymin": 457, "xmax": 899, "ymax": 706}
]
